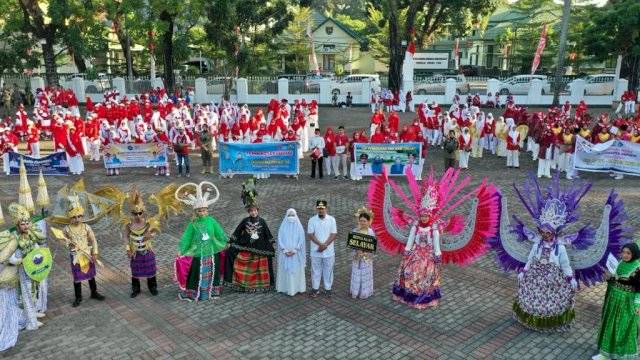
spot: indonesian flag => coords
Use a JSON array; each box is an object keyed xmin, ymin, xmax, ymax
[
  {"xmin": 531, "ymin": 22, "xmax": 547, "ymax": 75},
  {"xmin": 306, "ymin": 22, "xmax": 320, "ymax": 74}
]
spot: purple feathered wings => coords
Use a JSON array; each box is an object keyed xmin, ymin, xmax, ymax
[{"xmin": 487, "ymin": 172, "xmax": 633, "ymax": 287}]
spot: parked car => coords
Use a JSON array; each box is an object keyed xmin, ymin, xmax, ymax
[
  {"xmin": 304, "ymin": 72, "xmax": 335, "ymax": 90},
  {"xmin": 261, "ymin": 74, "xmax": 313, "ymax": 94},
  {"xmin": 68, "ymin": 73, "xmax": 111, "ymax": 93},
  {"xmin": 459, "ymin": 65, "xmax": 478, "ymax": 76},
  {"xmin": 207, "ymin": 77, "xmax": 236, "ymax": 94},
  {"xmin": 414, "ymin": 74, "xmax": 469, "ymax": 95},
  {"xmin": 565, "ymin": 74, "xmax": 615, "ymax": 95},
  {"xmin": 330, "ymin": 74, "xmax": 381, "ymax": 95},
  {"xmin": 497, "ymin": 75, "xmax": 551, "ymax": 95}
]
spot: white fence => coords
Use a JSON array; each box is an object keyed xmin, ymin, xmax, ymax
[{"xmin": 9, "ymin": 74, "xmax": 626, "ymax": 106}]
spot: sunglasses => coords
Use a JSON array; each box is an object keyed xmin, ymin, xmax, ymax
[{"xmin": 132, "ymin": 211, "xmax": 144, "ymax": 215}]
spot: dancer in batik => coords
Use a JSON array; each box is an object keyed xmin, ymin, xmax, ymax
[
  {"xmin": 367, "ymin": 167, "xmax": 500, "ymax": 309},
  {"xmin": 489, "ymin": 173, "xmax": 632, "ymax": 332}
]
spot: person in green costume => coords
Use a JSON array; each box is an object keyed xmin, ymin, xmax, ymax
[
  {"xmin": 175, "ymin": 181, "xmax": 228, "ymax": 302},
  {"xmin": 595, "ymin": 243, "xmax": 640, "ymax": 360}
]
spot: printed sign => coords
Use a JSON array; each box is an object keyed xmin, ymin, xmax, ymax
[
  {"xmin": 347, "ymin": 231, "xmax": 377, "ymax": 252},
  {"xmin": 218, "ymin": 141, "xmax": 299, "ymax": 175},
  {"xmin": 103, "ymin": 143, "xmax": 169, "ymax": 169},
  {"xmin": 353, "ymin": 143, "xmax": 423, "ymax": 177},
  {"xmin": 8, "ymin": 152, "xmax": 69, "ymax": 175}
]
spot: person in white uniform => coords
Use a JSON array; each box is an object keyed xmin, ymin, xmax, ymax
[
  {"xmin": 275, "ymin": 208, "xmax": 306, "ymax": 296},
  {"xmin": 307, "ymin": 200, "xmax": 337, "ymax": 298}
]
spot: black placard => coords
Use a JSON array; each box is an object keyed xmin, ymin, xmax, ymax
[{"xmin": 347, "ymin": 231, "xmax": 377, "ymax": 252}]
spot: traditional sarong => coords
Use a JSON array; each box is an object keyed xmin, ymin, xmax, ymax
[
  {"xmin": 130, "ymin": 250, "xmax": 156, "ymax": 278},
  {"xmin": 70, "ymin": 254, "xmax": 96, "ymax": 282},
  {"xmin": 229, "ymin": 251, "xmax": 272, "ymax": 292},
  {"xmin": 181, "ymin": 253, "xmax": 220, "ymax": 301},
  {"xmin": 596, "ymin": 282, "xmax": 638, "ymax": 359}
]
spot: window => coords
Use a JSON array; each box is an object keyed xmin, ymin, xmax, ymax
[
  {"xmin": 323, "ymin": 54, "xmax": 335, "ymax": 71},
  {"xmin": 323, "ymin": 45, "xmax": 335, "ymax": 52}
]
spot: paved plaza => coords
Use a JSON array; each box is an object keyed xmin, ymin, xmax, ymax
[{"xmin": 1, "ymin": 106, "xmax": 638, "ymax": 360}]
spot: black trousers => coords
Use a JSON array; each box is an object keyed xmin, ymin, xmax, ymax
[{"xmin": 311, "ymin": 157, "xmax": 324, "ymax": 178}]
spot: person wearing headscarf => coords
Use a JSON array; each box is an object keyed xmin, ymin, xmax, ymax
[
  {"xmin": 595, "ymin": 243, "xmax": 640, "ymax": 359},
  {"xmin": 506, "ymin": 124, "xmax": 521, "ymax": 168},
  {"xmin": 350, "ymin": 208, "xmax": 375, "ymax": 299},
  {"xmin": 349, "ymin": 131, "xmax": 368, "ymax": 181},
  {"xmin": 275, "ymin": 209, "xmax": 306, "ymax": 296}
]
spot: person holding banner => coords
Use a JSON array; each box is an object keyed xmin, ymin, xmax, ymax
[
  {"xmin": 26, "ymin": 121, "xmax": 40, "ymax": 159},
  {"xmin": 595, "ymin": 243, "xmax": 640, "ymax": 360},
  {"xmin": 172, "ymin": 125, "xmax": 192, "ymax": 178},
  {"xmin": 335, "ymin": 126, "xmax": 350, "ymax": 180},
  {"xmin": 2, "ymin": 127, "xmax": 19, "ymax": 175},
  {"xmin": 350, "ymin": 207, "xmax": 375, "ymax": 299},
  {"xmin": 349, "ymin": 131, "xmax": 368, "ymax": 181},
  {"xmin": 275, "ymin": 208, "xmax": 306, "ymax": 296},
  {"xmin": 66, "ymin": 126, "xmax": 85, "ymax": 175}
]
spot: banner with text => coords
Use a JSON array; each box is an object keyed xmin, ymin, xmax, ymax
[
  {"xmin": 103, "ymin": 143, "xmax": 169, "ymax": 169},
  {"xmin": 574, "ymin": 137, "xmax": 640, "ymax": 176},
  {"xmin": 8, "ymin": 151, "xmax": 69, "ymax": 175},
  {"xmin": 219, "ymin": 141, "xmax": 299, "ymax": 175},
  {"xmin": 353, "ymin": 143, "xmax": 423, "ymax": 177}
]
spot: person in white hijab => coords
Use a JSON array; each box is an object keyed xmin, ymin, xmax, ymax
[{"xmin": 275, "ymin": 208, "xmax": 306, "ymax": 296}]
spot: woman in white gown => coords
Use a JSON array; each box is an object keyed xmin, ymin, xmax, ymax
[{"xmin": 275, "ymin": 208, "xmax": 306, "ymax": 296}]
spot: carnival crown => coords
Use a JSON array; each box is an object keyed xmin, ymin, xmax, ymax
[
  {"xmin": 8, "ymin": 203, "xmax": 30, "ymax": 224},
  {"xmin": 174, "ymin": 181, "xmax": 220, "ymax": 210}
]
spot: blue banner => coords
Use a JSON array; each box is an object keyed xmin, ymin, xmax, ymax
[
  {"xmin": 219, "ymin": 142, "xmax": 299, "ymax": 175},
  {"xmin": 8, "ymin": 152, "xmax": 69, "ymax": 176},
  {"xmin": 353, "ymin": 143, "xmax": 423, "ymax": 176},
  {"xmin": 103, "ymin": 143, "xmax": 169, "ymax": 169}
]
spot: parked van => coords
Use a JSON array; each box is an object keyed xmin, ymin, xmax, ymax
[
  {"xmin": 497, "ymin": 75, "xmax": 551, "ymax": 95},
  {"xmin": 565, "ymin": 74, "xmax": 615, "ymax": 95}
]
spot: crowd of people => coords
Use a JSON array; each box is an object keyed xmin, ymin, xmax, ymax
[{"xmin": 1, "ymin": 85, "xmax": 639, "ymax": 360}]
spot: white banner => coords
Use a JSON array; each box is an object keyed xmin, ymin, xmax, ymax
[
  {"xmin": 413, "ymin": 52, "xmax": 449, "ymax": 70},
  {"xmin": 574, "ymin": 137, "xmax": 640, "ymax": 176}
]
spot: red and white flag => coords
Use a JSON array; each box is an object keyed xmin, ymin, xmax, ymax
[
  {"xmin": 531, "ymin": 22, "xmax": 547, "ymax": 75},
  {"xmin": 306, "ymin": 22, "xmax": 320, "ymax": 74}
]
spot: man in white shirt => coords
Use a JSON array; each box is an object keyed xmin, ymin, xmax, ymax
[{"xmin": 307, "ymin": 200, "xmax": 337, "ymax": 298}]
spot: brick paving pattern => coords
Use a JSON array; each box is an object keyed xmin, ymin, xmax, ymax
[{"xmin": 1, "ymin": 106, "xmax": 638, "ymax": 360}]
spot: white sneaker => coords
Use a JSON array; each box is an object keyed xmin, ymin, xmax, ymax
[
  {"xmin": 614, "ymin": 175, "xmax": 624, "ymax": 180},
  {"xmin": 36, "ymin": 312, "xmax": 46, "ymax": 318}
]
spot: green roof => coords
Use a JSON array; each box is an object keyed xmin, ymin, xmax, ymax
[{"xmin": 313, "ymin": 17, "xmax": 366, "ymax": 44}]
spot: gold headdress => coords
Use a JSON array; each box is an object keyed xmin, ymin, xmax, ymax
[
  {"xmin": 47, "ymin": 180, "xmax": 116, "ymax": 224},
  {"xmin": 8, "ymin": 202, "xmax": 30, "ymax": 224},
  {"xmin": 355, "ymin": 206, "xmax": 374, "ymax": 225},
  {"xmin": 95, "ymin": 183, "xmax": 183, "ymax": 230},
  {"xmin": 67, "ymin": 192, "xmax": 85, "ymax": 218},
  {"xmin": 18, "ymin": 159, "xmax": 35, "ymax": 214},
  {"xmin": 129, "ymin": 185, "xmax": 146, "ymax": 213},
  {"xmin": 175, "ymin": 181, "xmax": 220, "ymax": 210}
]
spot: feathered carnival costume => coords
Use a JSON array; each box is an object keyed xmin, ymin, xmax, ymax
[
  {"xmin": 488, "ymin": 173, "xmax": 632, "ymax": 331},
  {"xmin": 367, "ymin": 167, "xmax": 501, "ymax": 309}
]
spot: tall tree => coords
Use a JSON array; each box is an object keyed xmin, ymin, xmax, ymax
[
  {"xmin": 583, "ymin": 0, "xmax": 640, "ymax": 90},
  {"xmin": 204, "ymin": 0, "xmax": 311, "ymax": 98},
  {"xmin": 369, "ymin": 0, "xmax": 499, "ymax": 93},
  {"xmin": 551, "ymin": 0, "xmax": 571, "ymax": 106}
]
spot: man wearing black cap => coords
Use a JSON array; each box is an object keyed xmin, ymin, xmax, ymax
[{"xmin": 307, "ymin": 200, "xmax": 337, "ymax": 298}]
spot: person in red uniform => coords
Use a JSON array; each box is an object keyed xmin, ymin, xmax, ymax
[
  {"xmin": 26, "ymin": 121, "xmax": 41, "ymax": 158},
  {"xmin": 52, "ymin": 117, "xmax": 68, "ymax": 152}
]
